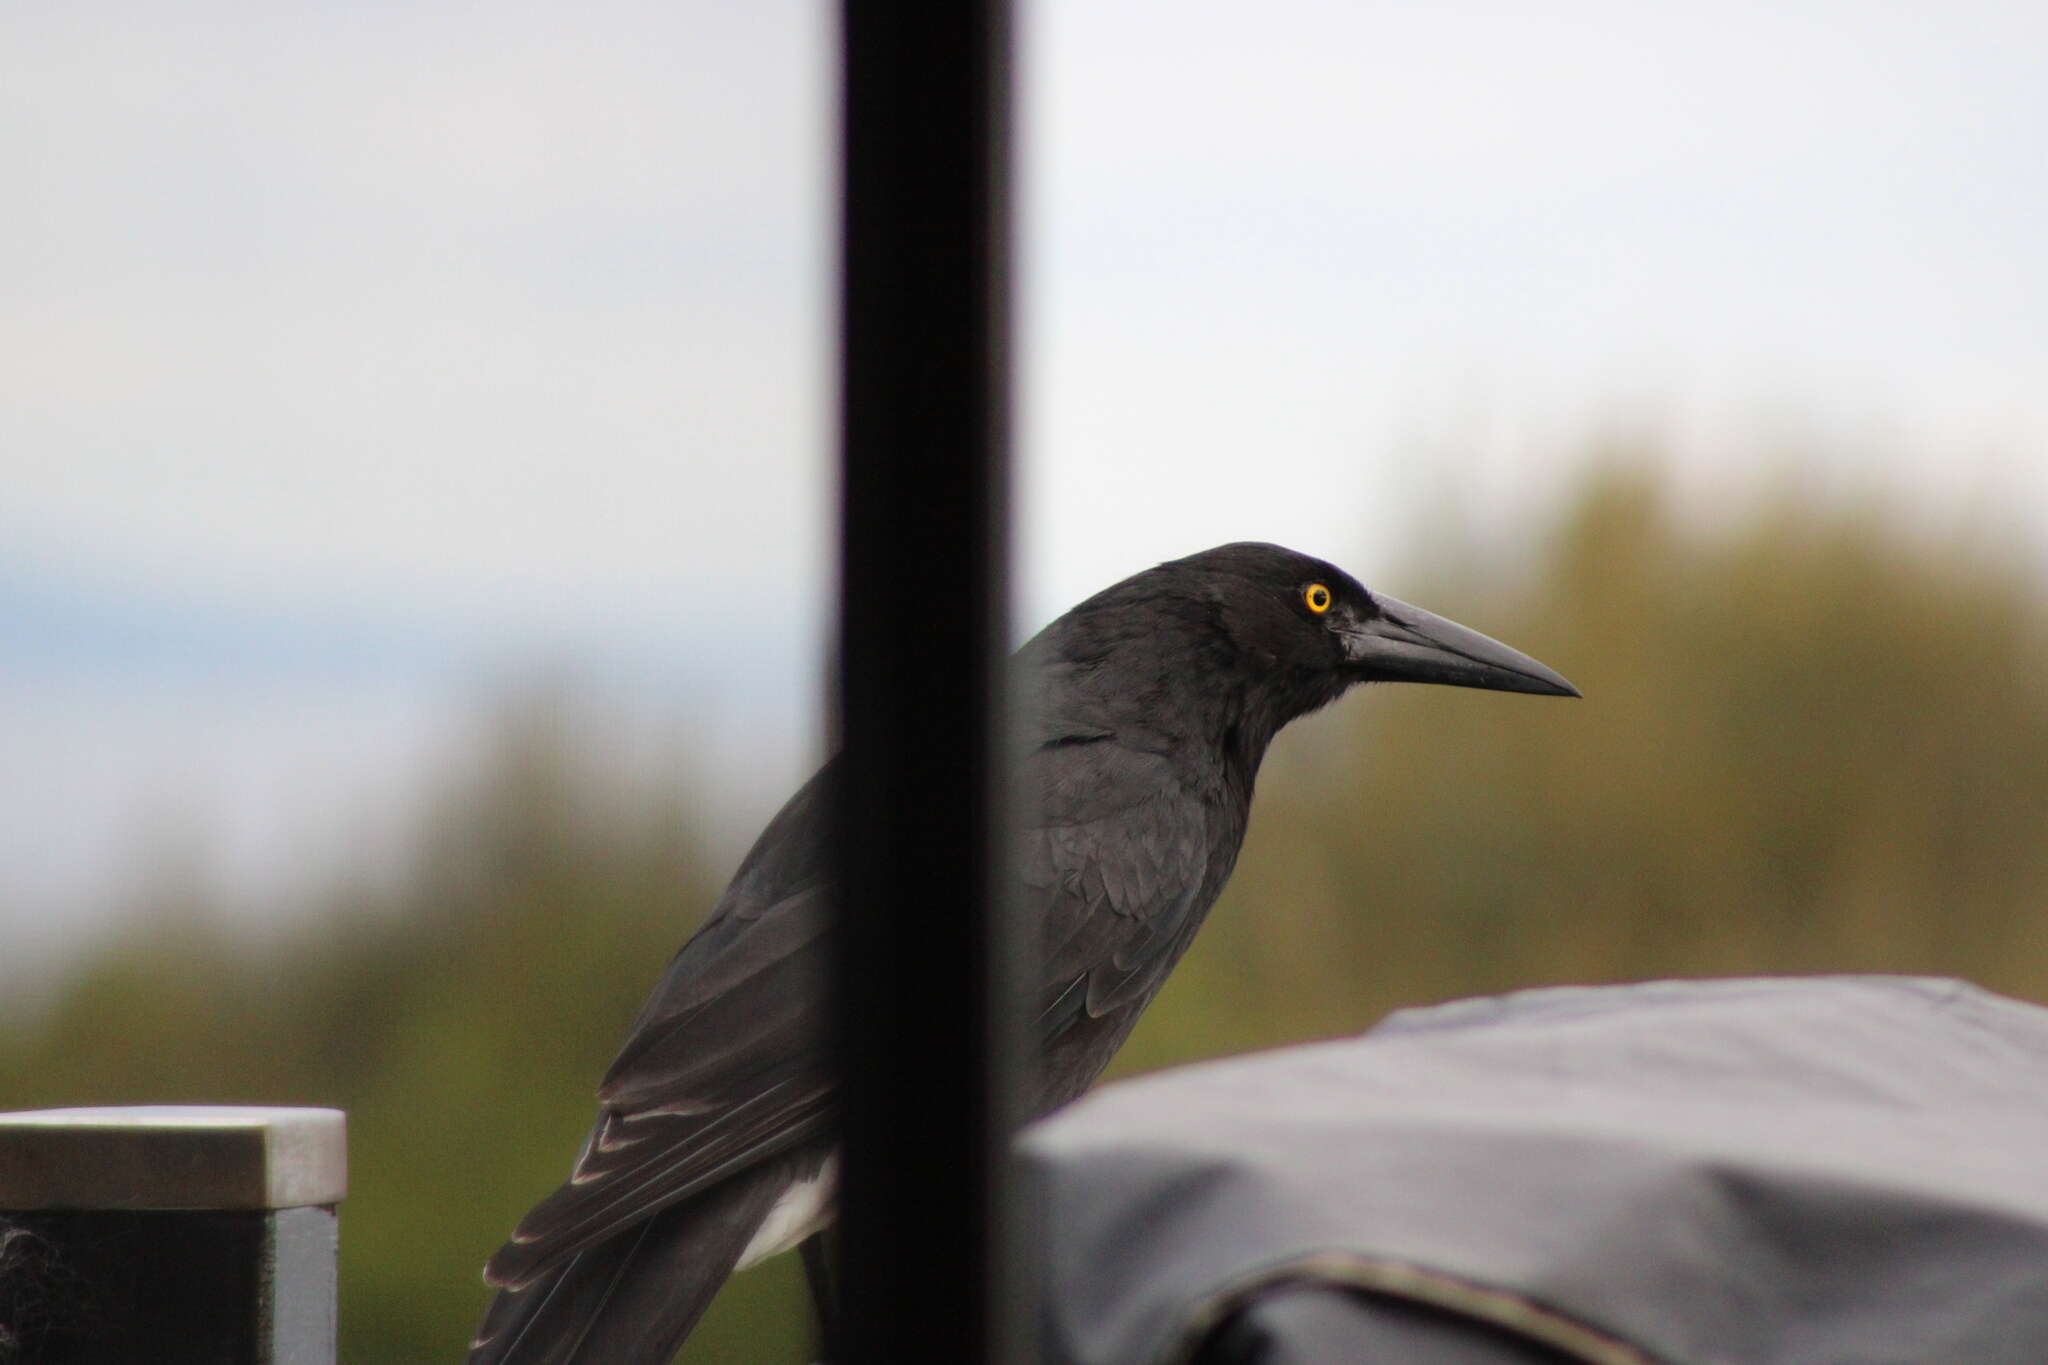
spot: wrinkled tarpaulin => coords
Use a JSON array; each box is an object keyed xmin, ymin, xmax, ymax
[{"xmin": 1023, "ymin": 977, "xmax": 2048, "ymax": 1365}]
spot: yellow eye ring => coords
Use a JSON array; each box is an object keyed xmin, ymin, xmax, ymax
[{"xmin": 1303, "ymin": 583, "xmax": 1332, "ymax": 614}]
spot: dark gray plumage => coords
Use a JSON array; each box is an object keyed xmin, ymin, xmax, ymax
[{"xmin": 469, "ymin": 542, "xmax": 1576, "ymax": 1364}]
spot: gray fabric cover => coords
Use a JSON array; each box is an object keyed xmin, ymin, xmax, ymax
[
  {"xmin": 1190, "ymin": 1286, "xmax": 1578, "ymax": 1365},
  {"xmin": 1021, "ymin": 976, "xmax": 2048, "ymax": 1365}
]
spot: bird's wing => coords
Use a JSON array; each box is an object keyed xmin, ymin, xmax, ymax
[
  {"xmin": 1019, "ymin": 736, "xmax": 1214, "ymax": 1042},
  {"xmin": 489, "ymin": 735, "xmax": 1215, "ymax": 1286},
  {"xmin": 470, "ymin": 1148, "xmax": 815, "ymax": 1365},
  {"xmin": 485, "ymin": 859, "xmax": 834, "ymax": 1292}
]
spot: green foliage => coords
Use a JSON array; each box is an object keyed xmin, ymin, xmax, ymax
[{"xmin": 7, "ymin": 464, "xmax": 2048, "ymax": 1362}]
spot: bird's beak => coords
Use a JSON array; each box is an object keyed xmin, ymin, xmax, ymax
[{"xmin": 1338, "ymin": 594, "xmax": 1580, "ymax": 697}]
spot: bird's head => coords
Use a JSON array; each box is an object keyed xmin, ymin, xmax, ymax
[
  {"xmin": 1030, "ymin": 542, "xmax": 1576, "ymax": 767},
  {"xmin": 1153, "ymin": 543, "xmax": 1578, "ymax": 738}
]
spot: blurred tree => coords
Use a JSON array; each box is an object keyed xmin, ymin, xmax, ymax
[{"xmin": 5, "ymin": 463, "xmax": 2047, "ymax": 1362}]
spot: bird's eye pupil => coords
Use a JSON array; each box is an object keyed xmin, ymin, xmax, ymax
[{"xmin": 1304, "ymin": 583, "xmax": 1332, "ymax": 613}]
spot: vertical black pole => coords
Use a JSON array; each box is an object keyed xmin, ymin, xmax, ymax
[{"xmin": 835, "ymin": 0, "xmax": 1015, "ymax": 1362}]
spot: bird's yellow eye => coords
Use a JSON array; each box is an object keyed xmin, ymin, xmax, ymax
[{"xmin": 1303, "ymin": 583, "xmax": 1332, "ymax": 614}]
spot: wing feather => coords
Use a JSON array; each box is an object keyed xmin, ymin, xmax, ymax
[
  {"xmin": 485, "ymin": 783, "xmax": 836, "ymax": 1291},
  {"xmin": 1021, "ymin": 737, "xmax": 1214, "ymax": 1055}
]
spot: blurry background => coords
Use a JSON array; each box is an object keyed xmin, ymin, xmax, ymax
[{"xmin": 4, "ymin": 1, "xmax": 2047, "ymax": 1360}]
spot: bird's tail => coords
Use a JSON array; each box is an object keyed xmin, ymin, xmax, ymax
[{"xmin": 466, "ymin": 1163, "xmax": 790, "ymax": 1365}]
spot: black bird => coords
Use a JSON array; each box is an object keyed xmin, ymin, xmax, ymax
[{"xmin": 469, "ymin": 542, "xmax": 1576, "ymax": 1364}]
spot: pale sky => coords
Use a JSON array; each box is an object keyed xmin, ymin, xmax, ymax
[{"xmin": 5, "ymin": 0, "xmax": 2046, "ymax": 981}]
